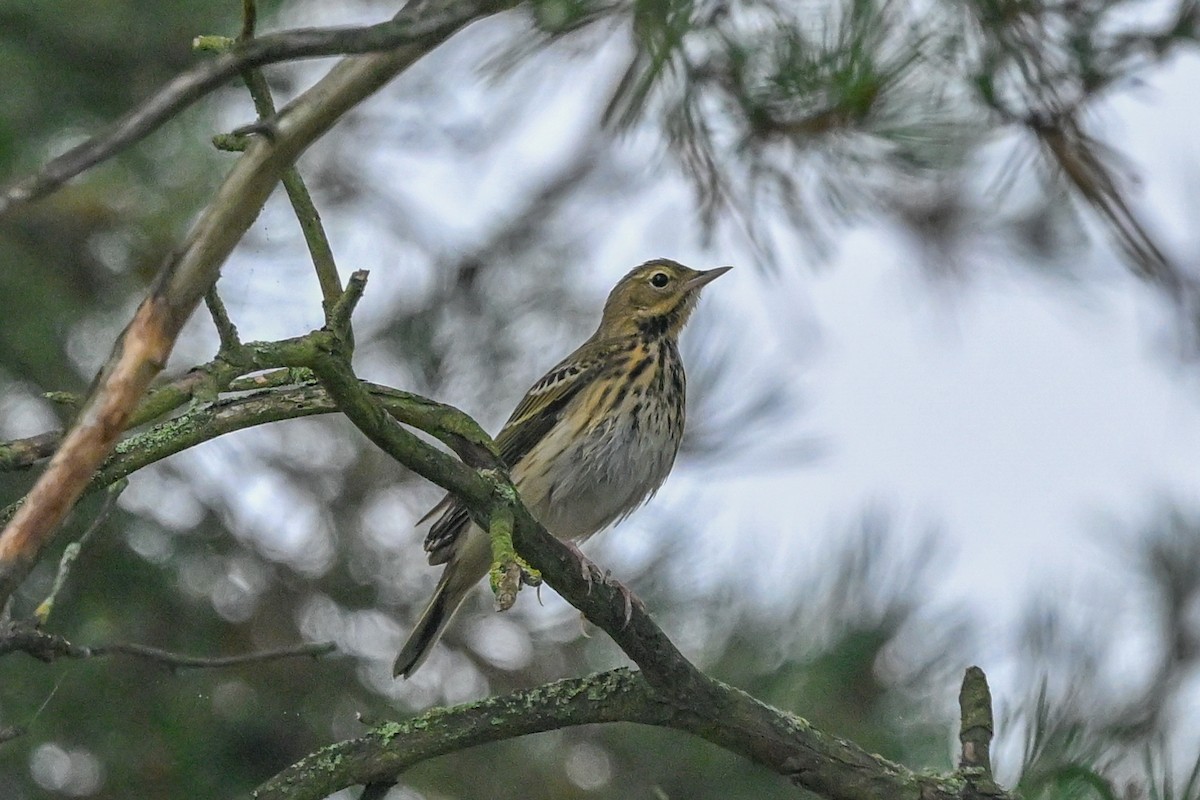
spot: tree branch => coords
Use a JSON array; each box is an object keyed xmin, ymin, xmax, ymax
[
  {"xmin": 0, "ymin": 365, "xmax": 319, "ymax": 475},
  {"xmin": 959, "ymin": 665, "xmax": 999, "ymax": 794},
  {"xmin": 0, "ymin": 0, "xmax": 516, "ymax": 607},
  {"xmin": 254, "ymin": 667, "xmax": 1013, "ymax": 800},
  {"xmin": 0, "ymin": 620, "xmax": 334, "ymax": 670},
  {"xmin": 87, "ymin": 641, "xmax": 336, "ymax": 670},
  {"xmin": 0, "ymin": 431, "xmax": 62, "ymax": 472},
  {"xmin": 201, "ymin": 7, "xmax": 347, "ymax": 321},
  {"xmin": 0, "ymin": 0, "xmax": 520, "ymax": 216},
  {"xmin": 0, "ymin": 379, "xmax": 496, "ymax": 529},
  {"xmin": 204, "ymin": 285, "xmax": 243, "ymax": 354}
]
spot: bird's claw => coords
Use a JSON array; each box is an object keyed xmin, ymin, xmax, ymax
[
  {"xmin": 601, "ymin": 570, "xmax": 646, "ymax": 628},
  {"xmin": 563, "ymin": 542, "xmax": 644, "ymax": 628}
]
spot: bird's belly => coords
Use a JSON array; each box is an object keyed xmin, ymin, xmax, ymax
[{"xmin": 515, "ymin": 412, "xmax": 679, "ymax": 541}]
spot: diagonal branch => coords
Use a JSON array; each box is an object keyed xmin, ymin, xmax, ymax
[
  {"xmin": 0, "ymin": 0, "xmax": 516, "ymax": 608},
  {"xmin": 0, "ymin": 0, "xmax": 520, "ymax": 216}
]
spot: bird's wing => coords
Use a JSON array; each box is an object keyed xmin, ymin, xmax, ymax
[
  {"xmin": 420, "ymin": 340, "xmax": 613, "ymax": 564},
  {"xmin": 494, "ymin": 346, "xmax": 609, "ymax": 468}
]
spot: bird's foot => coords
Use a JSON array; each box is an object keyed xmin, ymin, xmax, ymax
[
  {"xmin": 561, "ymin": 542, "xmax": 645, "ymax": 628},
  {"xmin": 600, "ymin": 570, "xmax": 646, "ymax": 628},
  {"xmin": 490, "ymin": 554, "xmax": 540, "ymax": 612},
  {"xmin": 562, "ymin": 541, "xmax": 603, "ymax": 585}
]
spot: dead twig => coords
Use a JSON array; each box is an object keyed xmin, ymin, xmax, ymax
[{"xmin": 0, "ymin": 621, "xmax": 335, "ymax": 671}]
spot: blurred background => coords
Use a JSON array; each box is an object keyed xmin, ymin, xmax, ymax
[{"xmin": 3, "ymin": 0, "xmax": 1200, "ymax": 797}]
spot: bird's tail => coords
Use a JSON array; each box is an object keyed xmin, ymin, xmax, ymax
[{"xmin": 393, "ymin": 553, "xmax": 482, "ymax": 678}]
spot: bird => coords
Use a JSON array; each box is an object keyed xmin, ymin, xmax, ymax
[{"xmin": 393, "ymin": 258, "xmax": 731, "ymax": 678}]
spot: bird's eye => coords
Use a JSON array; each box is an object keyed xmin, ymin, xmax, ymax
[{"xmin": 650, "ymin": 272, "xmax": 670, "ymax": 288}]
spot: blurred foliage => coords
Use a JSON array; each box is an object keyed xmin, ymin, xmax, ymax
[{"xmin": 2, "ymin": 0, "xmax": 1200, "ymax": 799}]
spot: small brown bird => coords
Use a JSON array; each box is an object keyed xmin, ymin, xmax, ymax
[{"xmin": 394, "ymin": 258, "xmax": 730, "ymax": 677}]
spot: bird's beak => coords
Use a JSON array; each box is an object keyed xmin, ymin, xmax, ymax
[{"xmin": 685, "ymin": 265, "xmax": 732, "ymax": 291}]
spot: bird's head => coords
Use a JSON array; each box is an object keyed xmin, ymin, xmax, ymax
[{"xmin": 597, "ymin": 259, "xmax": 731, "ymax": 339}]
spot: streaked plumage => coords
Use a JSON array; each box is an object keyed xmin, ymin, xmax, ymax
[{"xmin": 394, "ymin": 259, "xmax": 730, "ymax": 677}]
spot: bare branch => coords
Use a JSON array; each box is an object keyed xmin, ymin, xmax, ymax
[
  {"xmin": 0, "ymin": 0, "xmax": 520, "ymax": 216},
  {"xmin": 88, "ymin": 641, "xmax": 336, "ymax": 670},
  {"xmin": 0, "ymin": 620, "xmax": 334, "ymax": 670},
  {"xmin": 0, "ymin": 431, "xmax": 62, "ymax": 472},
  {"xmin": 240, "ymin": 0, "xmax": 258, "ymax": 42},
  {"xmin": 209, "ymin": 12, "xmax": 347, "ymax": 321},
  {"xmin": 204, "ymin": 285, "xmax": 243, "ymax": 353},
  {"xmin": 0, "ymin": 366, "xmax": 320, "ymax": 475},
  {"xmin": 0, "ymin": 379, "xmax": 503, "ymax": 530},
  {"xmin": 254, "ymin": 668, "xmax": 1014, "ymax": 800}
]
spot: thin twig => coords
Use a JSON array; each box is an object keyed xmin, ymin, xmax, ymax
[
  {"xmin": 0, "ymin": 621, "xmax": 335, "ymax": 670},
  {"xmin": 238, "ymin": 71, "xmax": 345, "ymax": 319},
  {"xmin": 35, "ymin": 480, "xmax": 127, "ymax": 625},
  {"xmin": 208, "ymin": 6, "xmax": 347, "ymax": 321},
  {"xmin": 329, "ymin": 270, "xmax": 368, "ymax": 335},
  {"xmin": 204, "ymin": 285, "xmax": 243, "ymax": 354},
  {"xmin": 89, "ymin": 641, "xmax": 336, "ymax": 670}
]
